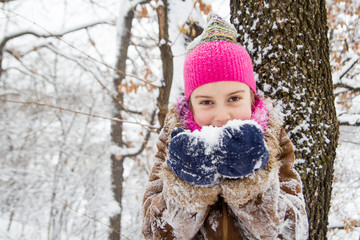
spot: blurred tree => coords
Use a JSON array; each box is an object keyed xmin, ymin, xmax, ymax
[
  {"xmin": 230, "ymin": 0, "xmax": 339, "ymax": 239},
  {"xmin": 109, "ymin": 3, "xmax": 134, "ymax": 240},
  {"xmin": 156, "ymin": 0, "xmax": 173, "ymax": 129},
  {"xmin": 326, "ymin": 0, "xmax": 360, "ymax": 236},
  {"xmin": 327, "ymin": 0, "xmax": 360, "ymax": 126},
  {"xmin": 0, "ymin": 1, "xmax": 149, "ymax": 239},
  {"xmin": 110, "ymin": 0, "xmax": 173, "ymax": 238}
]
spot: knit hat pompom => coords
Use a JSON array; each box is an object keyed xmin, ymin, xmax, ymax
[{"xmin": 184, "ymin": 14, "xmax": 256, "ymax": 100}]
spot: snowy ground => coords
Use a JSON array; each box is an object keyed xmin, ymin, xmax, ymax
[{"xmin": 327, "ymin": 126, "xmax": 360, "ymax": 240}]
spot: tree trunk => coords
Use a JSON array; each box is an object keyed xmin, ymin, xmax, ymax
[
  {"xmin": 230, "ymin": 1, "xmax": 339, "ymax": 239},
  {"xmin": 110, "ymin": 1, "xmax": 172, "ymax": 237},
  {"xmin": 110, "ymin": 7, "xmax": 134, "ymax": 240},
  {"xmin": 156, "ymin": 0, "xmax": 173, "ymax": 129}
]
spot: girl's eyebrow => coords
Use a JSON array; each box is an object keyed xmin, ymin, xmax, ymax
[
  {"xmin": 194, "ymin": 90, "xmax": 246, "ymax": 99},
  {"xmin": 228, "ymin": 90, "xmax": 246, "ymax": 95},
  {"xmin": 193, "ymin": 95, "xmax": 213, "ymax": 99}
]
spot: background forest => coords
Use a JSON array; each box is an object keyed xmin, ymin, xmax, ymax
[{"xmin": 0, "ymin": 0, "xmax": 359, "ymax": 239}]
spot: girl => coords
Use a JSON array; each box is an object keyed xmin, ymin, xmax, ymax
[{"xmin": 142, "ymin": 15, "xmax": 308, "ymax": 240}]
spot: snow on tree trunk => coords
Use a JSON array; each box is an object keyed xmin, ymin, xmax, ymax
[
  {"xmin": 230, "ymin": 0, "xmax": 339, "ymax": 239},
  {"xmin": 110, "ymin": 2, "xmax": 134, "ymax": 239}
]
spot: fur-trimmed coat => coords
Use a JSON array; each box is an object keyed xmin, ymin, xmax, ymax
[{"xmin": 142, "ymin": 103, "xmax": 308, "ymax": 239}]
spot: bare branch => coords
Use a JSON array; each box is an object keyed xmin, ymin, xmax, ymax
[
  {"xmin": 28, "ymin": 43, "xmax": 143, "ymax": 115},
  {"xmin": 122, "ymin": 108, "xmax": 157, "ymax": 158},
  {"xmin": 328, "ymin": 224, "xmax": 360, "ymax": 230},
  {"xmin": 53, "ymin": 198, "xmax": 132, "ymax": 240},
  {"xmin": 129, "ymin": 0, "xmax": 158, "ymax": 45},
  {"xmin": 340, "ymin": 140, "xmax": 360, "ymax": 144},
  {"xmin": 0, "ymin": 98, "xmax": 159, "ymax": 131},
  {"xmin": 129, "ymin": 39, "xmax": 160, "ymax": 80},
  {"xmin": 338, "ymin": 120, "xmax": 360, "ymax": 127},
  {"xmin": 334, "ymin": 83, "xmax": 360, "ymax": 93},
  {"xmin": 0, "ymin": 8, "xmax": 158, "ymax": 87},
  {"xmin": 170, "ymin": 1, "xmax": 199, "ymax": 47},
  {"xmin": 338, "ymin": 55, "xmax": 359, "ymax": 80},
  {"xmin": 5, "ymin": 48, "xmax": 54, "ymax": 83}
]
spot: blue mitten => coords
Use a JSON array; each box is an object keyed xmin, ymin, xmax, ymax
[
  {"xmin": 217, "ymin": 122, "xmax": 270, "ymax": 178},
  {"xmin": 166, "ymin": 128, "xmax": 218, "ymax": 185}
]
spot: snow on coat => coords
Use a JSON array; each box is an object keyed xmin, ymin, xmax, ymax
[{"xmin": 142, "ymin": 102, "xmax": 309, "ymax": 240}]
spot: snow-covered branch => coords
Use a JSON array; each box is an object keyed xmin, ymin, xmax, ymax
[
  {"xmin": 0, "ymin": 20, "xmax": 112, "ymax": 77},
  {"xmin": 0, "ymin": 20, "xmax": 111, "ymax": 51},
  {"xmin": 334, "ymin": 83, "xmax": 360, "ymax": 93},
  {"xmin": 337, "ymin": 113, "xmax": 360, "ymax": 126},
  {"xmin": 333, "ymin": 55, "xmax": 360, "ymax": 96},
  {"xmin": 333, "ymin": 55, "xmax": 359, "ymax": 84}
]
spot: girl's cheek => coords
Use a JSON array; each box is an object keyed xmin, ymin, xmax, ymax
[{"xmin": 193, "ymin": 111, "xmax": 210, "ymax": 126}]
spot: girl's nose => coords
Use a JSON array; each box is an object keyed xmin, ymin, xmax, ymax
[{"xmin": 214, "ymin": 109, "xmax": 232, "ymax": 127}]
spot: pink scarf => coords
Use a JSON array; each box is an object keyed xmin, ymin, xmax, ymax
[{"xmin": 176, "ymin": 95, "xmax": 269, "ymax": 133}]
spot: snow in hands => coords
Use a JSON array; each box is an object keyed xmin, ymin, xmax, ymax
[{"xmin": 166, "ymin": 120, "xmax": 270, "ymax": 185}]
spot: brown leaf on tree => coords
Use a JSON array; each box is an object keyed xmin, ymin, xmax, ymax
[
  {"xmin": 197, "ymin": 0, "xmax": 212, "ymax": 15},
  {"xmin": 137, "ymin": 5, "xmax": 148, "ymax": 18},
  {"xmin": 144, "ymin": 68, "xmax": 153, "ymax": 80}
]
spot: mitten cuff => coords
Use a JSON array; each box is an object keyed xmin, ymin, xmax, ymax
[
  {"xmin": 161, "ymin": 163, "xmax": 221, "ymax": 211},
  {"xmin": 221, "ymin": 158, "xmax": 280, "ymax": 206}
]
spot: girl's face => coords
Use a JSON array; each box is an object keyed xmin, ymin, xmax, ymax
[{"xmin": 190, "ymin": 81, "xmax": 252, "ymax": 128}]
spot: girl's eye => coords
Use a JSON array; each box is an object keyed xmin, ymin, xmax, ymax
[
  {"xmin": 200, "ymin": 100, "xmax": 213, "ymax": 105},
  {"xmin": 229, "ymin": 96, "xmax": 241, "ymax": 102}
]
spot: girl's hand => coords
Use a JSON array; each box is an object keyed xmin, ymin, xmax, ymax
[
  {"xmin": 217, "ymin": 122, "xmax": 269, "ymax": 178},
  {"xmin": 166, "ymin": 128, "xmax": 218, "ymax": 186}
]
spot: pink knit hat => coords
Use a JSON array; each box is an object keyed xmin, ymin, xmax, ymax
[{"xmin": 184, "ymin": 15, "xmax": 256, "ymax": 100}]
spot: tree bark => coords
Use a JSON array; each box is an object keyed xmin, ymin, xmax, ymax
[
  {"xmin": 156, "ymin": 0, "xmax": 173, "ymax": 129},
  {"xmin": 230, "ymin": 1, "xmax": 339, "ymax": 239},
  {"xmin": 110, "ymin": 7, "xmax": 134, "ymax": 240}
]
